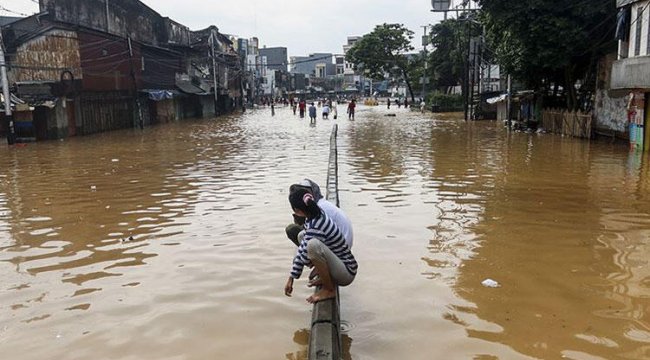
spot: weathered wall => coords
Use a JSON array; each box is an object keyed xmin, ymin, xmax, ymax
[
  {"xmin": 611, "ymin": 56, "xmax": 650, "ymax": 90},
  {"xmin": 199, "ymin": 96, "xmax": 215, "ymax": 118},
  {"xmin": 142, "ymin": 45, "xmax": 183, "ymax": 90},
  {"xmin": 594, "ymin": 90, "xmax": 629, "ymax": 133},
  {"xmin": 78, "ymin": 91, "xmax": 134, "ymax": 135},
  {"xmin": 45, "ymin": 98, "xmax": 70, "ymax": 139},
  {"xmin": 40, "ymin": 0, "xmax": 189, "ymax": 47},
  {"xmin": 595, "ymin": 54, "xmax": 632, "ymax": 134},
  {"xmin": 78, "ymin": 31, "xmax": 140, "ymax": 91},
  {"xmin": 164, "ymin": 18, "xmax": 191, "ymax": 46},
  {"xmin": 10, "ymin": 29, "xmax": 82, "ymax": 83}
]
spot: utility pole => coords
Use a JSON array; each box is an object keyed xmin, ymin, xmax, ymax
[
  {"xmin": 271, "ymin": 77, "xmax": 275, "ymax": 116},
  {"xmin": 507, "ymin": 74, "xmax": 512, "ymax": 130},
  {"xmin": 127, "ymin": 37, "xmax": 143, "ymax": 130},
  {"xmin": 421, "ymin": 25, "xmax": 429, "ymax": 102},
  {"xmin": 0, "ymin": 31, "xmax": 15, "ymax": 145},
  {"xmin": 210, "ymin": 33, "xmax": 219, "ymax": 116},
  {"xmin": 464, "ymin": 16, "xmax": 472, "ymax": 121},
  {"xmin": 432, "ymin": 1, "xmax": 480, "ymax": 121}
]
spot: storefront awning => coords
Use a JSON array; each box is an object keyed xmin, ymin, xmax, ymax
[
  {"xmin": 176, "ymin": 80, "xmax": 209, "ymax": 95},
  {"xmin": 487, "ymin": 94, "xmax": 508, "ymax": 104},
  {"xmin": 140, "ymin": 89, "xmax": 179, "ymax": 101}
]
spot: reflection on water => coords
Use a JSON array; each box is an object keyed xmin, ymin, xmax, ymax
[
  {"xmin": 1, "ymin": 105, "xmax": 650, "ymax": 359},
  {"xmin": 342, "ymin": 108, "xmax": 650, "ymax": 359}
]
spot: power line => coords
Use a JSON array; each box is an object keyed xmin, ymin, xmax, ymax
[{"xmin": 0, "ymin": 5, "xmax": 31, "ymax": 17}]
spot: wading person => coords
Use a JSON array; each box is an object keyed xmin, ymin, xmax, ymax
[
  {"xmin": 299, "ymin": 99, "xmax": 306, "ymax": 118},
  {"xmin": 284, "ymin": 187, "xmax": 358, "ymax": 303},
  {"xmin": 322, "ymin": 103, "xmax": 330, "ymax": 119},
  {"xmin": 309, "ymin": 102, "xmax": 317, "ymax": 123},
  {"xmin": 347, "ymin": 99, "xmax": 356, "ymax": 120}
]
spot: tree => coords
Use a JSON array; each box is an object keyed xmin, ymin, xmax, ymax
[
  {"xmin": 346, "ymin": 23, "xmax": 417, "ymax": 102},
  {"xmin": 428, "ymin": 17, "xmax": 482, "ymax": 95},
  {"xmin": 478, "ymin": 0, "xmax": 617, "ymax": 110}
]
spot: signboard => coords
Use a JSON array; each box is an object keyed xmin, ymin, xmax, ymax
[{"xmin": 431, "ymin": 0, "xmax": 451, "ymax": 11}]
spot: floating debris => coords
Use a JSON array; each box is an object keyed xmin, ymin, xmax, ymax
[{"xmin": 481, "ymin": 279, "xmax": 500, "ymax": 288}]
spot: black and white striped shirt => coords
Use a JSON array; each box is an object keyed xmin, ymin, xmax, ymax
[{"xmin": 290, "ymin": 213, "xmax": 358, "ymax": 279}]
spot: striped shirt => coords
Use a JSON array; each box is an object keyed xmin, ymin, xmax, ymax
[{"xmin": 290, "ymin": 213, "xmax": 358, "ymax": 279}]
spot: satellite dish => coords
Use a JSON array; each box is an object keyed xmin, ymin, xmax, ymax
[{"xmin": 431, "ymin": 0, "xmax": 451, "ymax": 11}]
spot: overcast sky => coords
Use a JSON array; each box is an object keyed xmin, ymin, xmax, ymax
[{"xmin": 4, "ymin": 0, "xmax": 449, "ymax": 57}]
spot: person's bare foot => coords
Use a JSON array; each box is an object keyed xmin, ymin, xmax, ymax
[{"xmin": 306, "ymin": 289, "xmax": 336, "ymax": 304}]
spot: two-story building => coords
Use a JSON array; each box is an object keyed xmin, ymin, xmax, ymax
[
  {"xmin": 596, "ymin": 0, "xmax": 650, "ymax": 150},
  {"xmin": 1, "ymin": 0, "xmax": 242, "ymax": 141}
]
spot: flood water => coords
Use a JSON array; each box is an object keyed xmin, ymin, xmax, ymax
[{"xmin": 1, "ymin": 104, "xmax": 649, "ymax": 360}]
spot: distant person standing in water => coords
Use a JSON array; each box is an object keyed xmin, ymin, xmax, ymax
[
  {"xmin": 387, "ymin": 98, "xmax": 391, "ymax": 109},
  {"xmin": 299, "ymin": 100, "xmax": 306, "ymax": 118},
  {"xmin": 347, "ymin": 99, "xmax": 356, "ymax": 120},
  {"xmin": 309, "ymin": 102, "xmax": 317, "ymax": 123}
]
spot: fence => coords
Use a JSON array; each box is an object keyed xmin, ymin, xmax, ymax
[{"xmin": 541, "ymin": 109, "xmax": 592, "ymax": 139}]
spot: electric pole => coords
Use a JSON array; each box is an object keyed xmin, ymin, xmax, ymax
[
  {"xmin": 210, "ymin": 33, "xmax": 220, "ymax": 116},
  {"xmin": 0, "ymin": 30, "xmax": 16, "ymax": 145},
  {"xmin": 421, "ymin": 25, "xmax": 429, "ymax": 102}
]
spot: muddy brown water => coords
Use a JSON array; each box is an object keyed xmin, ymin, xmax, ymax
[{"xmin": 0, "ymin": 105, "xmax": 649, "ymax": 359}]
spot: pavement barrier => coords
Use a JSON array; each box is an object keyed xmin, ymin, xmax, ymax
[{"xmin": 308, "ymin": 124, "xmax": 342, "ymax": 360}]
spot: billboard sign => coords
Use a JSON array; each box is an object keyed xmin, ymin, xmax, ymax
[{"xmin": 431, "ymin": 0, "xmax": 451, "ymax": 11}]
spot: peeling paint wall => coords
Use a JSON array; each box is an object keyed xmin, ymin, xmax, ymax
[
  {"xmin": 594, "ymin": 54, "xmax": 630, "ymax": 134},
  {"xmin": 594, "ymin": 89, "xmax": 629, "ymax": 133},
  {"xmin": 11, "ymin": 29, "xmax": 82, "ymax": 83},
  {"xmin": 41, "ymin": 0, "xmax": 189, "ymax": 47}
]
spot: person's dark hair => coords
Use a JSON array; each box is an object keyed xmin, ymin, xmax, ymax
[{"xmin": 289, "ymin": 187, "xmax": 321, "ymax": 219}]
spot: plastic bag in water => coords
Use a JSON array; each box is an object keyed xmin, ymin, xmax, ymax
[{"xmin": 481, "ymin": 279, "xmax": 500, "ymax": 288}]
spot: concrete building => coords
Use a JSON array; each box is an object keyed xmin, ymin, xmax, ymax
[
  {"xmin": 259, "ymin": 47, "xmax": 288, "ymax": 72},
  {"xmin": 594, "ymin": 0, "xmax": 650, "ymax": 149},
  {"xmin": 290, "ymin": 53, "xmax": 335, "ymax": 77},
  {"xmin": 342, "ymin": 36, "xmax": 361, "ymax": 89}
]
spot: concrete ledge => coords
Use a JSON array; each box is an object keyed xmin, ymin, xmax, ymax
[
  {"xmin": 309, "ymin": 124, "xmax": 341, "ymax": 360},
  {"xmin": 309, "ymin": 323, "xmax": 341, "ymax": 360}
]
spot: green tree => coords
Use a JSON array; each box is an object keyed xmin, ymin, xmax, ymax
[
  {"xmin": 478, "ymin": 0, "xmax": 616, "ymax": 110},
  {"xmin": 428, "ymin": 17, "xmax": 482, "ymax": 95},
  {"xmin": 346, "ymin": 23, "xmax": 417, "ymax": 102}
]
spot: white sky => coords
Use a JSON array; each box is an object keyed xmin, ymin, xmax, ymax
[{"xmin": 3, "ymin": 0, "xmax": 448, "ymax": 57}]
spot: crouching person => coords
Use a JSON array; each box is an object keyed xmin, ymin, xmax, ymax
[{"xmin": 284, "ymin": 187, "xmax": 358, "ymax": 304}]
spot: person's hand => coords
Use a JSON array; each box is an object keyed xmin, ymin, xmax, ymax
[{"xmin": 284, "ymin": 277, "xmax": 294, "ymax": 297}]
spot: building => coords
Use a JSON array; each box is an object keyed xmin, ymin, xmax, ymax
[
  {"xmin": 259, "ymin": 47, "xmax": 288, "ymax": 72},
  {"xmin": 343, "ymin": 36, "xmax": 360, "ymax": 75},
  {"xmin": 0, "ymin": 0, "xmax": 242, "ymax": 141},
  {"xmin": 594, "ymin": 0, "xmax": 650, "ymax": 149},
  {"xmin": 290, "ymin": 53, "xmax": 335, "ymax": 77}
]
